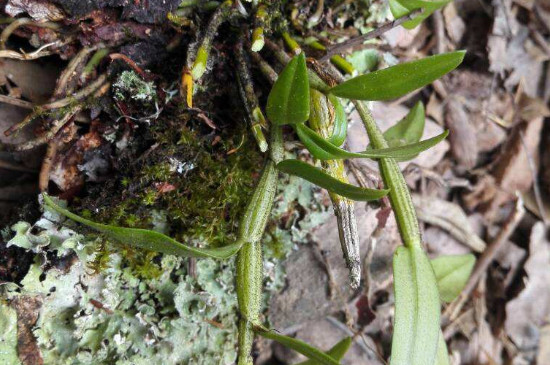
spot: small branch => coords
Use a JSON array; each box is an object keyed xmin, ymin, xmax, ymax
[
  {"xmin": 319, "ymin": 9, "xmax": 423, "ymax": 62},
  {"xmin": 39, "ymin": 139, "xmax": 58, "ymax": 192},
  {"xmin": 308, "ymin": 40, "xmax": 355, "ymax": 74},
  {"xmin": 307, "ymin": 0, "xmax": 325, "ymax": 28},
  {"xmin": 251, "ymin": 4, "xmax": 267, "ymax": 52},
  {"xmin": 4, "ymin": 74, "xmax": 107, "ymax": 136},
  {"xmin": 54, "ymin": 46, "xmax": 97, "ymax": 98},
  {"xmin": 0, "ymin": 159, "xmax": 37, "ymax": 173},
  {"xmin": 81, "ymin": 48, "xmax": 110, "ymax": 82},
  {"xmin": 0, "ymin": 94, "xmax": 34, "ymax": 109},
  {"xmin": 264, "ymin": 38, "xmax": 291, "ymax": 64},
  {"xmin": 519, "ymin": 130, "xmax": 548, "ymax": 226},
  {"xmin": 248, "ymin": 51, "xmax": 278, "ymax": 83},
  {"xmin": 188, "ymin": 0, "xmax": 238, "ymax": 80},
  {"xmin": 442, "ymin": 198, "xmax": 525, "ymax": 324},
  {"xmin": 109, "ymin": 53, "xmax": 149, "ymax": 80},
  {"xmin": 0, "ymin": 18, "xmax": 60, "ymax": 49},
  {"xmin": 235, "ymin": 39, "xmax": 269, "ymax": 152}
]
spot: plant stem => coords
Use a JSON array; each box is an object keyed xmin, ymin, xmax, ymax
[
  {"xmin": 308, "ymin": 40, "xmax": 355, "ymax": 75},
  {"xmin": 236, "ymin": 117, "xmax": 283, "ymax": 364},
  {"xmin": 235, "ymin": 40, "xmax": 269, "ymax": 152},
  {"xmin": 251, "ymin": 4, "xmax": 267, "ymax": 52},
  {"xmin": 354, "ymin": 101, "xmax": 421, "ymax": 249},
  {"xmin": 188, "ymin": 0, "xmax": 236, "ymax": 80},
  {"xmin": 308, "ymin": 88, "xmax": 361, "ymax": 287}
]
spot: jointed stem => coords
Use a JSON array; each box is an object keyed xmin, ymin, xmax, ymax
[
  {"xmin": 188, "ymin": 0, "xmax": 237, "ymax": 81},
  {"xmin": 251, "ymin": 4, "xmax": 268, "ymax": 52},
  {"xmin": 235, "ymin": 40, "xmax": 269, "ymax": 152},
  {"xmin": 354, "ymin": 102, "xmax": 421, "ymax": 249}
]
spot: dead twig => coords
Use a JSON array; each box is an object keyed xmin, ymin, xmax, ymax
[
  {"xmin": 0, "ymin": 159, "xmax": 37, "ymax": 173},
  {"xmin": 109, "ymin": 53, "xmax": 149, "ymax": 80},
  {"xmin": 39, "ymin": 139, "xmax": 58, "ymax": 192},
  {"xmin": 319, "ymin": 9, "xmax": 423, "ymax": 62},
  {"xmin": 0, "ymin": 94, "xmax": 34, "ymax": 109},
  {"xmin": 519, "ymin": 130, "xmax": 548, "ymax": 226},
  {"xmin": 4, "ymin": 74, "xmax": 108, "ymax": 136},
  {"xmin": 0, "ymin": 18, "xmax": 60, "ymax": 49},
  {"xmin": 442, "ymin": 198, "xmax": 525, "ymax": 324},
  {"xmin": 235, "ymin": 38, "xmax": 269, "ymax": 152}
]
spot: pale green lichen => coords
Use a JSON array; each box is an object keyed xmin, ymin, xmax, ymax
[
  {"xmin": 0, "ymin": 302, "xmax": 19, "ymax": 365},
  {"xmin": 2, "ymin": 165, "xmax": 329, "ymax": 363},
  {"xmin": 113, "ymin": 71, "xmax": 157, "ymax": 103}
]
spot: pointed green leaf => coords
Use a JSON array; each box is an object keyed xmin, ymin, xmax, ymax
[
  {"xmin": 253, "ymin": 326, "xmax": 341, "ymax": 365},
  {"xmin": 329, "ymin": 51, "xmax": 465, "ymax": 101},
  {"xmin": 390, "ymin": 0, "xmax": 451, "ymax": 29},
  {"xmin": 276, "ymin": 160, "xmax": 389, "ymax": 201},
  {"xmin": 42, "ymin": 193, "xmax": 243, "ymax": 259},
  {"xmin": 296, "ymin": 337, "xmax": 353, "ymax": 365},
  {"xmin": 383, "ymin": 101, "xmax": 425, "ymax": 147},
  {"xmin": 267, "ymin": 53, "xmax": 310, "ymax": 125},
  {"xmin": 327, "ymin": 94, "xmax": 347, "ymax": 147},
  {"xmin": 296, "ymin": 123, "xmax": 448, "ymax": 161},
  {"xmin": 431, "ymin": 254, "xmax": 476, "ymax": 303},
  {"xmin": 391, "ymin": 246, "xmax": 440, "ymax": 365},
  {"xmin": 436, "ymin": 331, "xmax": 450, "ymax": 365}
]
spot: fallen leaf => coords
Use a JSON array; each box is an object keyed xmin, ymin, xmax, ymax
[
  {"xmin": 413, "ymin": 194, "xmax": 486, "ymax": 252},
  {"xmin": 505, "ymin": 222, "xmax": 550, "ymax": 351}
]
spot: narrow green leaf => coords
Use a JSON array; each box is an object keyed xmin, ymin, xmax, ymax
[
  {"xmin": 390, "ymin": 0, "xmax": 451, "ymax": 29},
  {"xmin": 383, "ymin": 101, "xmax": 425, "ymax": 148},
  {"xmin": 436, "ymin": 331, "xmax": 450, "ymax": 365},
  {"xmin": 42, "ymin": 193, "xmax": 243, "ymax": 259},
  {"xmin": 266, "ymin": 53, "xmax": 310, "ymax": 125},
  {"xmin": 391, "ymin": 246, "xmax": 440, "ymax": 365},
  {"xmin": 276, "ymin": 160, "xmax": 389, "ymax": 201},
  {"xmin": 296, "ymin": 123, "xmax": 448, "ymax": 161},
  {"xmin": 329, "ymin": 51, "xmax": 465, "ymax": 101},
  {"xmin": 296, "ymin": 337, "xmax": 353, "ymax": 365},
  {"xmin": 431, "ymin": 254, "xmax": 476, "ymax": 303},
  {"xmin": 253, "ymin": 326, "xmax": 341, "ymax": 365},
  {"xmin": 327, "ymin": 94, "xmax": 347, "ymax": 147}
]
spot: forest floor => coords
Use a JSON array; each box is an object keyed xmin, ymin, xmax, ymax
[{"xmin": 0, "ymin": 0, "xmax": 549, "ymax": 364}]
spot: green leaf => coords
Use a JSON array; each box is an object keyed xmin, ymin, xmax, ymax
[
  {"xmin": 295, "ymin": 337, "xmax": 352, "ymax": 365},
  {"xmin": 276, "ymin": 160, "xmax": 389, "ymax": 201},
  {"xmin": 295, "ymin": 337, "xmax": 353, "ymax": 365},
  {"xmin": 436, "ymin": 331, "xmax": 450, "ymax": 365},
  {"xmin": 391, "ymin": 246, "xmax": 440, "ymax": 365},
  {"xmin": 42, "ymin": 193, "xmax": 243, "ymax": 259},
  {"xmin": 253, "ymin": 326, "xmax": 341, "ymax": 365},
  {"xmin": 327, "ymin": 94, "xmax": 347, "ymax": 147},
  {"xmin": 389, "ymin": 0, "xmax": 451, "ymax": 29},
  {"xmin": 295, "ymin": 123, "xmax": 448, "ymax": 161},
  {"xmin": 266, "ymin": 53, "xmax": 310, "ymax": 125},
  {"xmin": 383, "ymin": 101, "xmax": 425, "ymax": 148},
  {"xmin": 431, "ymin": 254, "xmax": 475, "ymax": 303},
  {"xmin": 329, "ymin": 51, "xmax": 465, "ymax": 101}
]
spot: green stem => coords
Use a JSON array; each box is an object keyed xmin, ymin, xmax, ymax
[
  {"xmin": 251, "ymin": 5, "xmax": 267, "ymax": 52},
  {"xmin": 235, "ymin": 115, "xmax": 283, "ymax": 364},
  {"xmin": 308, "ymin": 40, "xmax": 355, "ymax": 75},
  {"xmin": 188, "ymin": 0, "xmax": 235, "ymax": 80},
  {"xmin": 235, "ymin": 40, "xmax": 269, "ymax": 152},
  {"xmin": 354, "ymin": 101, "xmax": 421, "ymax": 249}
]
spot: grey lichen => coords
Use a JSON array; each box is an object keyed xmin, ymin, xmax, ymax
[
  {"xmin": 1, "ymin": 165, "xmax": 329, "ymax": 364},
  {"xmin": 113, "ymin": 71, "xmax": 157, "ymax": 103}
]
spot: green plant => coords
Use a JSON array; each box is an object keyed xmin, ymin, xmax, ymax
[{"xmin": 41, "ymin": 6, "xmax": 476, "ymax": 365}]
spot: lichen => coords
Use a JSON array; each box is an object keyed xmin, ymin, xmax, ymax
[
  {"xmin": 113, "ymin": 71, "xmax": 157, "ymax": 103},
  {"xmin": 0, "ymin": 301, "xmax": 19, "ymax": 365},
  {"xmin": 1, "ymin": 147, "xmax": 330, "ymax": 363}
]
